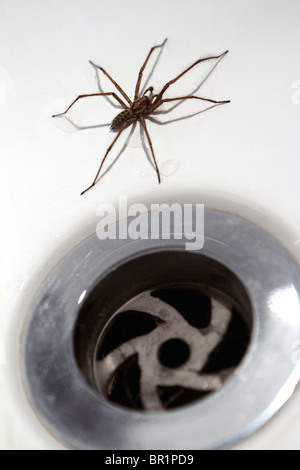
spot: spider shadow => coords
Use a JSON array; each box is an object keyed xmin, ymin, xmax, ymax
[
  {"xmin": 55, "ymin": 114, "xmax": 111, "ymax": 130},
  {"xmin": 70, "ymin": 104, "xmax": 226, "ymax": 180},
  {"xmin": 142, "ymin": 102, "xmax": 225, "ymax": 172},
  {"xmin": 89, "ymin": 61, "xmax": 123, "ymax": 110},
  {"xmin": 96, "ymin": 122, "xmax": 139, "ymax": 180},
  {"xmin": 86, "ymin": 120, "xmax": 158, "ymax": 181},
  {"xmin": 57, "ymin": 102, "xmax": 227, "ymax": 182},
  {"xmin": 148, "ymin": 102, "xmax": 225, "ymax": 126}
]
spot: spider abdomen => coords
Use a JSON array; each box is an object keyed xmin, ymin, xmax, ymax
[{"xmin": 111, "ymin": 109, "xmax": 134, "ymax": 130}]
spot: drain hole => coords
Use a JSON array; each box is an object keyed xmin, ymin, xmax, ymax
[
  {"xmin": 106, "ymin": 354, "xmax": 143, "ymax": 410},
  {"xmin": 158, "ymin": 338, "xmax": 190, "ymax": 368},
  {"xmin": 157, "ymin": 386, "xmax": 211, "ymax": 409},
  {"xmin": 97, "ymin": 310, "xmax": 162, "ymax": 359},
  {"xmin": 202, "ymin": 307, "xmax": 250, "ymax": 373},
  {"xmin": 152, "ymin": 289, "xmax": 211, "ymax": 328}
]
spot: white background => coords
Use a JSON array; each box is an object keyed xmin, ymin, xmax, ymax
[{"xmin": 1, "ymin": 0, "xmax": 300, "ymax": 449}]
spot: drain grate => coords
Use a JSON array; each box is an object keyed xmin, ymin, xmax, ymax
[{"xmin": 94, "ymin": 287, "xmax": 250, "ymax": 411}]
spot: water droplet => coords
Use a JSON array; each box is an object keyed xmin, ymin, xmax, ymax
[{"xmin": 160, "ymin": 159, "xmax": 179, "ymax": 177}]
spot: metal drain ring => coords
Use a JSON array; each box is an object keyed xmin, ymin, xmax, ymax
[{"xmin": 22, "ymin": 208, "xmax": 300, "ymax": 450}]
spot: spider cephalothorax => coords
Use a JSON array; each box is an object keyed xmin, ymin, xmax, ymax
[
  {"xmin": 111, "ymin": 88, "xmax": 154, "ymax": 130},
  {"xmin": 53, "ymin": 39, "xmax": 230, "ymax": 195}
]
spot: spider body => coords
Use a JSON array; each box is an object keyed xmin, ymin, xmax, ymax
[
  {"xmin": 111, "ymin": 109, "xmax": 133, "ymax": 130},
  {"xmin": 52, "ymin": 39, "xmax": 230, "ymax": 195},
  {"xmin": 111, "ymin": 87, "xmax": 154, "ymax": 130}
]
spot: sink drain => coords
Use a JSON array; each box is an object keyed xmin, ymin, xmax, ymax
[{"xmin": 22, "ymin": 208, "xmax": 300, "ymax": 449}]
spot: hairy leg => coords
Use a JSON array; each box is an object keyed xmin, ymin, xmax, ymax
[
  {"xmin": 52, "ymin": 92, "xmax": 128, "ymax": 118},
  {"xmin": 150, "ymin": 94, "xmax": 230, "ymax": 112},
  {"xmin": 152, "ymin": 50, "xmax": 229, "ymax": 105},
  {"xmin": 81, "ymin": 120, "xmax": 134, "ymax": 195},
  {"xmin": 89, "ymin": 61, "xmax": 132, "ymax": 106},
  {"xmin": 140, "ymin": 117, "xmax": 161, "ymax": 183},
  {"xmin": 134, "ymin": 38, "xmax": 167, "ymax": 99}
]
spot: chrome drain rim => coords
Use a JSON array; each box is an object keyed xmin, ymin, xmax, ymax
[{"xmin": 22, "ymin": 208, "xmax": 300, "ymax": 449}]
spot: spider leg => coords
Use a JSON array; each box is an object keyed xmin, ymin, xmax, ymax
[
  {"xmin": 140, "ymin": 117, "xmax": 161, "ymax": 184},
  {"xmin": 134, "ymin": 38, "xmax": 167, "ymax": 100},
  {"xmin": 142, "ymin": 86, "xmax": 154, "ymax": 97},
  {"xmin": 89, "ymin": 61, "xmax": 132, "ymax": 106},
  {"xmin": 52, "ymin": 92, "xmax": 128, "ymax": 117},
  {"xmin": 81, "ymin": 120, "xmax": 134, "ymax": 195},
  {"xmin": 152, "ymin": 50, "xmax": 229, "ymax": 105},
  {"xmin": 150, "ymin": 95, "xmax": 230, "ymax": 112}
]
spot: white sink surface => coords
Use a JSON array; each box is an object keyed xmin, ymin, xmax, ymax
[{"xmin": 1, "ymin": 0, "xmax": 300, "ymax": 449}]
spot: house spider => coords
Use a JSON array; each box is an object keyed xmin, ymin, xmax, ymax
[{"xmin": 52, "ymin": 39, "xmax": 230, "ymax": 195}]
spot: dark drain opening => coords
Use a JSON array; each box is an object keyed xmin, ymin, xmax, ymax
[
  {"xmin": 74, "ymin": 250, "xmax": 252, "ymax": 412},
  {"xmin": 158, "ymin": 338, "xmax": 191, "ymax": 368}
]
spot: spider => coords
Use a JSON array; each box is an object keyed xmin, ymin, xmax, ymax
[{"xmin": 52, "ymin": 39, "xmax": 230, "ymax": 195}]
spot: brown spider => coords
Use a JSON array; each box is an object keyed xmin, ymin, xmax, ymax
[{"xmin": 52, "ymin": 39, "xmax": 230, "ymax": 195}]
